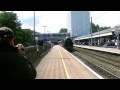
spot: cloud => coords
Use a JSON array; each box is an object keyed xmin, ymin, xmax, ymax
[
  {"xmin": 90, "ymin": 11, "xmax": 120, "ymax": 27},
  {"xmin": 14, "ymin": 11, "xmax": 46, "ymax": 20},
  {"xmin": 4, "ymin": 11, "xmax": 120, "ymax": 33},
  {"xmin": 13, "ymin": 11, "xmax": 46, "ymax": 30},
  {"xmin": 35, "ymin": 11, "xmax": 68, "ymax": 33},
  {"xmin": 14, "ymin": 11, "xmax": 68, "ymax": 33}
]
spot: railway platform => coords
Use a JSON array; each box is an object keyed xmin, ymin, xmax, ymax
[
  {"xmin": 74, "ymin": 45, "xmax": 120, "ymax": 54},
  {"xmin": 36, "ymin": 45, "xmax": 103, "ymax": 79}
]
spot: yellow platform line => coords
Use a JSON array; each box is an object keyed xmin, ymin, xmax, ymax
[{"xmin": 58, "ymin": 46, "xmax": 70, "ymax": 79}]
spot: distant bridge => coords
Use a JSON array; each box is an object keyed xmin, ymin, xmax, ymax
[{"xmin": 31, "ymin": 32, "xmax": 70, "ymax": 41}]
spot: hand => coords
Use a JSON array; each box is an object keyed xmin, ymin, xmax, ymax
[{"xmin": 16, "ymin": 43, "xmax": 25, "ymax": 55}]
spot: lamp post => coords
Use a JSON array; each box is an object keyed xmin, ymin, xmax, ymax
[
  {"xmin": 47, "ymin": 31, "xmax": 49, "ymax": 40},
  {"xmin": 43, "ymin": 26, "xmax": 47, "ymax": 40},
  {"xmin": 43, "ymin": 26, "xmax": 47, "ymax": 34},
  {"xmin": 98, "ymin": 29, "xmax": 100, "ymax": 47},
  {"xmin": 34, "ymin": 11, "xmax": 35, "ymax": 45},
  {"xmin": 47, "ymin": 31, "xmax": 49, "ymax": 34},
  {"xmin": 116, "ymin": 26, "xmax": 120, "ymax": 50},
  {"xmin": 90, "ymin": 17, "xmax": 93, "ymax": 46}
]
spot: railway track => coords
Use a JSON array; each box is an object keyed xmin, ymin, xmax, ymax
[{"xmin": 71, "ymin": 47, "xmax": 120, "ymax": 79}]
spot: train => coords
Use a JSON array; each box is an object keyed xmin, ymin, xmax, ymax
[{"xmin": 63, "ymin": 37, "xmax": 73, "ymax": 52}]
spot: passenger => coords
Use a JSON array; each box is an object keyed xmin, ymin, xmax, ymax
[{"xmin": 0, "ymin": 26, "xmax": 37, "ymax": 79}]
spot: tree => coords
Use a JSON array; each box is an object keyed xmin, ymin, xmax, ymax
[
  {"xmin": 92, "ymin": 23, "xmax": 100, "ymax": 33},
  {"xmin": 15, "ymin": 29, "xmax": 34, "ymax": 46},
  {"xmin": 59, "ymin": 28, "xmax": 68, "ymax": 33},
  {"xmin": 15, "ymin": 29, "xmax": 24, "ymax": 45},
  {"xmin": 22, "ymin": 29, "xmax": 34, "ymax": 46},
  {"xmin": 0, "ymin": 11, "xmax": 23, "ymax": 45},
  {"xmin": 99, "ymin": 26, "xmax": 111, "ymax": 31},
  {"xmin": 0, "ymin": 11, "xmax": 22, "ymax": 37},
  {"xmin": 92, "ymin": 22, "xmax": 111, "ymax": 33}
]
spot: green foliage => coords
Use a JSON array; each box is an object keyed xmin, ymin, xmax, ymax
[
  {"xmin": 59, "ymin": 28, "xmax": 68, "ymax": 33},
  {"xmin": 0, "ymin": 11, "xmax": 22, "ymax": 36},
  {"xmin": 15, "ymin": 29, "xmax": 34, "ymax": 46},
  {"xmin": 22, "ymin": 29, "xmax": 34, "ymax": 46},
  {"xmin": 92, "ymin": 23, "xmax": 111, "ymax": 33},
  {"xmin": 0, "ymin": 11, "xmax": 34, "ymax": 46},
  {"xmin": 15, "ymin": 30, "xmax": 24, "ymax": 45},
  {"xmin": 92, "ymin": 23, "xmax": 100, "ymax": 33},
  {"xmin": 99, "ymin": 26, "xmax": 111, "ymax": 31}
]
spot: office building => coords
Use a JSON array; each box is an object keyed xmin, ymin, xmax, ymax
[{"xmin": 67, "ymin": 11, "xmax": 91, "ymax": 38}]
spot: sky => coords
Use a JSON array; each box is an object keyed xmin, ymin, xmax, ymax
[
  {"xmin": 13, "ymin": 11, "xmax": 68, "ymax": 34},
  {"xmin": 4, "ymin": 11, "xmax": 120, "ymax": 33},
  {"xmin": 90, "ymin": 11, "xmax": 120, "ymax": 27}
]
